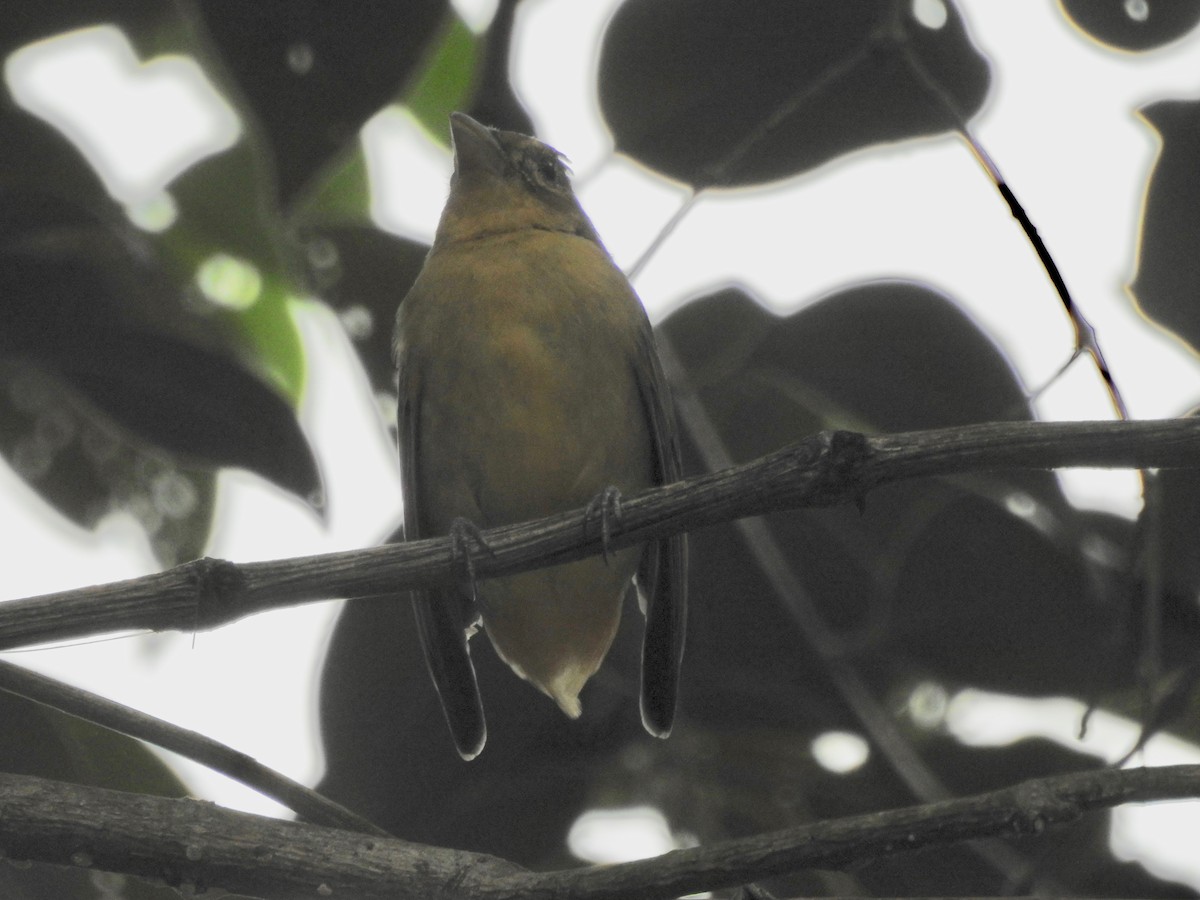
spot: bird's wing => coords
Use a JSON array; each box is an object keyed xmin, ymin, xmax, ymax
[
  {"xmin": 398, "ymin": 353, "xmax": 487, "ymax": 759},
  {"xmin": 633, "ymin": 321, "xmax": 688, "ymax": 738}
]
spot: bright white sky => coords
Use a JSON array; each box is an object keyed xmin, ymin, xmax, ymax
[{"xmin": 2, "ymin": 0, "xmax": 1200, "ymax": 887}]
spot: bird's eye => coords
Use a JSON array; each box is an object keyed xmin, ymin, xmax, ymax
[{"xmin": 537, "ymin": 158, "xmax": 562, "ymax": 186}]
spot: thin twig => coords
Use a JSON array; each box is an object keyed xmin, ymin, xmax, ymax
[{"xmin": 900, "ymin": 27, "xmax": 1128, "ymax": 420}]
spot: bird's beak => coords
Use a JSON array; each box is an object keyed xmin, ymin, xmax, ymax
[{"xmin": 449, "ymin": 112, "xmax": 505, "ymax": 178}]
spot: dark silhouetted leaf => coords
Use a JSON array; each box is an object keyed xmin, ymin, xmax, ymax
[
  {"xmin": 886, "ymin": 494, "xmax": 1133, "ymax": 693},
  {"xmin": 1115, "ymin": 460, "xmax": 1200, "ymax": 753},
  {"xmin": 1, "ymin": 4, "xmax": 323, "ymax": 539},
  {"xmin": 1060, "ymin": 0, "xmax": 1200, "ymax": 52},
  {"xmin": 0, "ymin": 0, "xmax": 172, "ymax": 58},
  {"xmin": 319, "ymin": 593, "xmax": 650, "ymax": 864},
  {"xmin": 1131, "ymin": 99, "xmax": 1200, "ymax": 358},
  {"xmin": 0, "ymin": 689, "xmax": 187, "ymax": 795},
  {"xmin": 665, "ymin": 284, "xmax": 1128, "ymax": 711},
  {"xmin": 598, "ymin": 0, "xmax": 990, "ymax": 187},
  {"xmin": 0, "ymin": 863, "xmax": 180, "ymax": 900},
  {"xmin": 63, "ymin": 334, "xmax": 320, "ymax": 504},
  {"xmin": 302, "ymin": 225, "xmax": 428, "ymax": 400},
  {"xmin": 0, "ymin": 190, "xmax": 321, "ymax": 561},
  {"xmin": 0, "ymin": 364, "xmax": 219, "ymax": 565},
  {"xmin": 1157, "ymin": 463, "xmax": 1200, "ymax": 609},
  {"xmin": 0, "ymin": 99, "xmax": 111, "ymax": 214},
  {"xmin": 194, "ymin": 0, "xmax": 448, "ymax": 209},
  {"xmin": 402, "ymin": 1, "xmax": 536, "ymax": 146},
  {"xmin": 465, "ymin": 0, "xmax": 535, "ymax": 136}
]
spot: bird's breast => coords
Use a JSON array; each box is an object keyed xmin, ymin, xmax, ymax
[
  {"xmin": 401, "ymin": 230, "xmax": 654, "ymax": 530},
  {"xmin": 397, "ymin": 227, "xmax": 658, "ymax": 714}
]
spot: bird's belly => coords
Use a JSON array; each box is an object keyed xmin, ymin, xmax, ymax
[
  {"xmin": 481, "ymin": 549, "xmax": 641, "ymax": 717},
  {"xmin": 418, "ymin": 320, "xmax": 653, "ymax": 530},
  {"xmin": 414, "ymin": 318, "xmax": 653, "ymax": 714}
]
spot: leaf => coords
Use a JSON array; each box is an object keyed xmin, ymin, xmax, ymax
[
  {"xmin": 0, "ymin": 102, "xmax": 111, "ymax": 213},
  {"xmin": 65, "ymin": 335, "xmax": 321, "ymax": 503},
  {"xmin": 662, "ymin": 283, "xmax": 1129, "ymax": 710},
  {"xmin": 0, "ymin": 859, "xmax": 181, "ymax": 899},
  {"xmin": 598, "ymin": 0, "xmax": 991, "ymax": 188},
  {"xmin": 1155, "ymin": 463, "xmax": 1200, "ymax": 604},
  {"xmin": 885, "ymin": 497, "xmax": 1134, "ymax": 694},
  {"xmin": 1131, "ymin": 99, "xmax": 1200, "ymax": 359},
  {"xmin": 292, "ymin": 144, "xmax": 374, "ymax": 228},
  {"xmin": 0, "ymin": 0, "xmax": 174, "ymax": 58},
  {"xmin": 0, "ymin": 691, "xmax": 186, "ymax": 796},
  {"xmin": 0, "ymin": 190, "xmax": 321, "ymax": 562},
  {"xmin": 1060, "ymin": 0, "xmax": 1200, "ymax": 52},
  {"xmin": 0, "ymin": 364, "xmax": 219, "ymax": 565},
  {"xmin": 0, "ymin": 689, "xmax": 186, "ymax": 899},
  {"xmin": 404, "ymin": 15, "xmax": 481, "ymax": 140},
  {"xmin": 462, "ymin": 0, "xmax": 535, "ymax": 136},
  {"xmin": 4, "ymin": 13, "xmax": 310, "ymax": 402},
  {"xmin": 192, "ymin": 0, "xmax": 449, "ymax": 210},
  {"xmin": 301, "ymin": 225, "xmax": 428, "ymax": 400},
  {"xmin": 161, "ymin": 146, "xmax": 310, "ymax": 404},
  {"xmin": 319, "ymin": 595, "xmax": 652, "ymax": 864}
]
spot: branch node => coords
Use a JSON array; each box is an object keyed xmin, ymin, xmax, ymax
[
  {"xmin": 1007, "ymin": 781, "xmax": 1081, "ymax": 836},
  {"xmin": 813, "ymin": 429, "xmax": 872, "ymax": 503},
  {"xmin": 187, "ymin": 558, "xmax": 246, "ymax": 630}
]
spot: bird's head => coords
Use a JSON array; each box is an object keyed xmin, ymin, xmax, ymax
[{"xmin": 433, "ymin": 112, "xmax": 600, "ymax": 247}]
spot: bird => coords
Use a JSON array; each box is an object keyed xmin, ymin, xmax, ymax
[{"xmin": 393, "ymin": 112, "xmax": 687, "ymax": 760}]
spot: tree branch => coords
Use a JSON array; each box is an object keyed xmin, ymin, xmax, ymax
[
  {"xmin": 0, "ymin": 770, "xmax": 520, "ymax": 899},
  {"xmin": 1, "ymin": 419, "xmax": 1197, "ymax": 651},
  {"xmin": 0, "ymin": 660, "xmax": 387, "ymax": 836},
  {"xmin": 2, "ymin": 764, "xmax": 1198, "ymax": 899}
]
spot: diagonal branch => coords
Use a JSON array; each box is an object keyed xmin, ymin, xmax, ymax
[
  {"xmin": 0, "ymin": 660, "xmax": 387, "ymax": 836},
  {"xmin": 2, "ymin": 764, "xmax": 1198, "ymax": 899},
  {"xmin": 1, "ymin": 419, "xmax": 1198, "ymax": 652}
]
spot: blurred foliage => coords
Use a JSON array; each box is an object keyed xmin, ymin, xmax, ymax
[{"xmin": 4, "ymin": 0, "xmax": 1200, "ymax": 897}]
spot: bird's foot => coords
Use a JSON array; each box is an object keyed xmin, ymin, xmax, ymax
[
  {"xmin": 584, "ymin": 485, "xmax": 625, "ymax": 565},
  {"xmin": 449, "ymin": 517, "xmax": 496, "ymax": 609}
]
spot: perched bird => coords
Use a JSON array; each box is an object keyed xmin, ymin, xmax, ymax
[{"xmin": 393, "ymin": 113, "xmax": 687, "ymax": 759}]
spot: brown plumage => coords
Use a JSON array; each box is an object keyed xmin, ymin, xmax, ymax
[{"xmin": 394, "ymin": 113, "xmax": 686, "ymax": 759}]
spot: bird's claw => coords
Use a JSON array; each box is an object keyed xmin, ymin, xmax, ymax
[
  {"xmin": 449, "ymin": 517, "xmax": 496, "ymax": 609},
  {"xmin": 584, "ymin": 485, "xmax": 624, "ymax": 565}
]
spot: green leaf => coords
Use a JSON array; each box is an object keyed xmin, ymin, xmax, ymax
[
  {"xmin": 190, "ymin": 0, "xmax": 449, "ymax": 210},
  {"xmin": 405, "ymin": 17, "xmax": 481, "ymax": 142}
]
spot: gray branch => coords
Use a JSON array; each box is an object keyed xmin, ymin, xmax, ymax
[
  {"xmin": 1, "ymin": 764, "xmax": 1197, "ymax": 898},
  {"xmin": 1, "ymin": 419, "xmax": 1197, "ymax": 651},
  {"xmin": 0, "ymin": 660, "xmax": 386, "ymax": 836}
]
